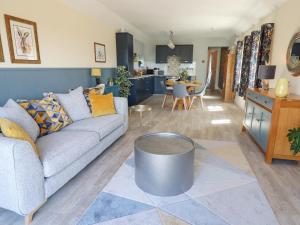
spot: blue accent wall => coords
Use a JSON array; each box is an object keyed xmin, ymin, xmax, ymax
[{"xmin": 0, "ymin": 67, "xmax": 116, "ymax": 105}]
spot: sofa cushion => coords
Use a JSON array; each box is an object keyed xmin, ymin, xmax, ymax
[
  {"xmin": 89, "ymin": 93, "xmax": 116, "ymax": 117},
  {"xmin": 63, "ymin": 115, "xmax": 124, "ymax": 140},
  {"xmin": 37, "ymin": 130, "xmax": 99, "ymax": 177},
  {"xmin": 0, "ymin": 118, "xmax": 39, "ymax": 156},
  {"xmin": 1, "ymin": 99, "xmax": 40, "ymax": 141},
  {"xmin": 18, "ymin": 95, "xmax": 73, "ymax": 137},
  {"xmin": 55, "ymin": 87, "xmax": 91, "ymax": 121},
  {"xmin": 83, "ymin": 84, "xmax": 105, "ymax": 112}
]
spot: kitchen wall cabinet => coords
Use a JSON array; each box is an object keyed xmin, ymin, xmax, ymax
[
  {"xmin": 116, "ymin": 32, "xmax": 133, "ymax": 74},
  {"xmin": 156, "ymin": 45, "xmax": 193, "ymax": 63},
  {"xmin": 243, "ymin": 88, "xmax": 300, "ymax": 163},
  {"xmin": 156, "ymin": 45, "xmax": 170, "ymax": 63},
  {"xmin": 174, "ymin": 45, "xmax": 193, "ymax": 63}
]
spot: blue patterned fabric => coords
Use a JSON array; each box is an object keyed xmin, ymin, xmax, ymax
[
  {"xmin": 232, "ymin": 41, "xmax": 243, "ymax": 92},
  {"xmin": 256, "ymin": 23, "xmax": 275, "ymax": 88},
  {"xmin": 249, "ymin": 31, "xmax": 261, "ymax": 89},
  {"xmin": 239, "ymin": 35, "xmax": 252, "ymax": 97}
]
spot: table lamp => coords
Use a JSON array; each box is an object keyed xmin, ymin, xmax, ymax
[
  {"xmin": 91, "ymin": 68, "xmax": 101, "ymax": 85},
  {"xmin": 258, "ymin": 65, "xmax": 276, "ymax": 90}
]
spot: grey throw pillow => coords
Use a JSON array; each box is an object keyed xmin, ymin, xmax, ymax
[
  {"xmin": 55, "ymin": 86, "xmax": 91, "ymax": 121},
  {"xmin": 0, "ymin": 99, "xmax": 40, "ymax": 141}
]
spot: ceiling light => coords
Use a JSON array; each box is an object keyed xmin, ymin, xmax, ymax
[{"xmin": 168, "ymin": 31, "xmax": 175, "ymax": 49}]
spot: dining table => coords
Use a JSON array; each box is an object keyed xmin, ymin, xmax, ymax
[{"xmin": 166, "ymin": 81, "xmax": 202, "ymax": 110}]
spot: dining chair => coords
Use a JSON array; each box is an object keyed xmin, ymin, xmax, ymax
[
  {"xmin": 172, "ymin": 84, "xmax": 190, "ymax": 111},
  {"xmin": 189, "ymin": 73, "xmax": 212, "ymax": 110},
  {"xmin": 161, "ymin": 80, "xmax": 174, "ymax": 108}
]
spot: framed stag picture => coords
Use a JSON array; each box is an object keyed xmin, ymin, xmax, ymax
[
  {"xmin": 94, "ymin": 42, "xmax": 106, "ymax": 63},
  {"xmin": 0, "ymin": 34, "xmax": 4, "ymax": 62},
  {"xmin": 5, "ymin": 15, "xmax": 41, "ymax": 64}
]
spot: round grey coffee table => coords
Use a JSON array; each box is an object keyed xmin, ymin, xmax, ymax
[{"xmin": 134, "ymin": 132, "xmax": 195, "ymax": 196}]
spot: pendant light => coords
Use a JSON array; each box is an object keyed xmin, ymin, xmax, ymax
[{"xmin": 168, "ymin": 31, "xmax": 175, "ymax": 49}]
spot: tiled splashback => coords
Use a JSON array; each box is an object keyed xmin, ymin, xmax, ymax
[
  {"xmin": 167, "ymin": 55, "xmax": 181, "ymax": 76},
  {"xmin": 145, "ymin": 61, "xmax": 196, "ymax": 76}
]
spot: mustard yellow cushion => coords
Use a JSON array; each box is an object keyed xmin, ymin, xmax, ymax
[
  {"xmin": 0, "ymin": 118, "xmax": 39, "ymax": 156},
  {"xmin": 89, "ymin": 93, "xmax": 116, "ymax": 117}
]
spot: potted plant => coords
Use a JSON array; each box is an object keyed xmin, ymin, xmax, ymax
[
  {"xmin": 115, "ymin": 66, "xmax": 132, "ymax": 98},
  {"xmin": 180, "ymin": 70, "xmax": 189, "ymax": 82},
  {"xmin": 287, "ymin": 127, "xmax": 300, "ymax": 155}
]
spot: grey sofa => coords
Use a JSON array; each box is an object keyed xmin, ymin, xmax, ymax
[{"xmin": 0, "ymin": 97, "xmax": 128, "ymax": 224}]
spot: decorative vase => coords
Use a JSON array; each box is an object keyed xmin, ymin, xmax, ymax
[{"xmin": 275, "ymin": 78, "xmax": 289, "ymax": 98}]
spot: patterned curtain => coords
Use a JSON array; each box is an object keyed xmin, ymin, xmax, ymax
[
  {"xmin": 239, "ymin": 35, "xmax": 252, "ymax": 97},
  {"xmin": 248, "ymin": 31, "xmax": 261, "ymax": 88},
  {"xmin": 256, "ymin": 23, "xmax": 275, "ymax": 87},
  {"xmin": 232, "ymin": 41, "xmax": 243, "ymax": 92}
]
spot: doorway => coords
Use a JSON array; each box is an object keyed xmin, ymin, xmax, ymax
[{"xmin": 206, "ymin": 47, "xmax": 228, "ymax": 94}]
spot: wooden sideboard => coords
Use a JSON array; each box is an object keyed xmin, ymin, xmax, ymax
[{"xmin": 242, "ymin": 88, "xmax": 300, "ymax": 163}]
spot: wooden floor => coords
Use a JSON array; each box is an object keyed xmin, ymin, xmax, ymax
[{"xmin": 1, "ymin": 94, "xmax": 300, "ymax": 225}]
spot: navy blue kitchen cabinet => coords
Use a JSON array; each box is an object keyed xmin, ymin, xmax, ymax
[
  {"xmin": 128, "ymin": 76, "xmax": 154, "ymax": 106},
  {"xmin": 156, "ymin": 45, "xmax": 170, "ymax": 63},
  {"xmin": 154, "ymin": 76, "xmax": 166, "ymax": 94},
  {"xmin": 116, "ymin": 32, "xmax": 134, "ymax": 74},
  {"xmin": 156, "ymin": 45, "xmax": 193, "ymax": 63}
]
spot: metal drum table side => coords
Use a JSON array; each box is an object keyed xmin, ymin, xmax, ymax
[{"xmin": 134, "ymin": 132, "xmax": 195, "ymax": 196}]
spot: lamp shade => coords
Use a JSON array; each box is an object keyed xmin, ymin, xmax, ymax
[
  {"xmin": 91, "ymin": 68, "xmax": 101, "ymax": 77},
  {"xmin": 258, "ymin": 65, "xmax": 276, "ymax": 80}
]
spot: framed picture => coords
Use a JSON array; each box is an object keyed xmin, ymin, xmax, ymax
[
  {"xmin": 5, "ymin": 15, "xmax": 41, "ymax": 64},
  {"xmin": 0, "ymin": 34, "xmax": 4, "ymax": 62},
  {"xmin": 94, "ymin": 42, "xmax": 106, "ymax": 63}
]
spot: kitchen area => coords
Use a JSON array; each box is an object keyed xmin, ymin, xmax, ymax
[{"xmin": 116, "ymin": 32, "xmax": 196, "ymax": 106}]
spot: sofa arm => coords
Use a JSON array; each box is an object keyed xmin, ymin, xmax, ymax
[
  {"xmin": 0, "ymin": 136, "xmax": 45, "ymax": 215},
  {"xmin": 114, "ymin": 97, "xmax": 128, "ymax": 132}
]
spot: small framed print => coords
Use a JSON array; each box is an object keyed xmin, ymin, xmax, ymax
[
  {"xmin": 5, "ymin": 14, "xmax": 41, "ymax": 64},
  {"xmin": 0, "ymin": 34, "xmax": 4, "ymax": 62},
  {"xmin": 94, "ymin": 42, "xmax": 106, "ymax": 63}
]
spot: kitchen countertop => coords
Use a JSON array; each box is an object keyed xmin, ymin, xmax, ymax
[
  {"xmin": 128, "ymin": 74, "xmax": 195, "ymax": 80},
  {"xmin": 128, "ymin": 74, "xmax": 167, "ymax": 79}
]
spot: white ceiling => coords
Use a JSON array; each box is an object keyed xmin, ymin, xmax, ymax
[{"xmin": 97, "ymin": 0, "xmax": 286, "ymax": 41}]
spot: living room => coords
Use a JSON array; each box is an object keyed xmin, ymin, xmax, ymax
[{"xmin": 0, "ymin": 0, "xmax": 300, "ymax": 225}]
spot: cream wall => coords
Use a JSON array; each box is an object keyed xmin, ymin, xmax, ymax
[
  {"xmin": 193, "ymin": 38, "xmax": 229, "ymax": 82},
  {"xmin": 271, "ymin": 0, "xmax": 300, "ymax": 94},
  {"xmin": 0, "ymin": 0, "xmax": 149, "ymax": 68},
  {"xmin": 233, "ymin": 0, "xmax": 300, "ymax": 109}
]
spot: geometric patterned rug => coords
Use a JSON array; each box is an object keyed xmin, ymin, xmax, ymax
[{"xmin": 77, "ymin": 140, "xmax": 278, "ymax": 225}]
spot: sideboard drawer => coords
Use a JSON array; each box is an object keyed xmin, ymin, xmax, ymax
[{"xmin": 247, "ymin": 91, "xmax": 273, "ymax": 110}]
